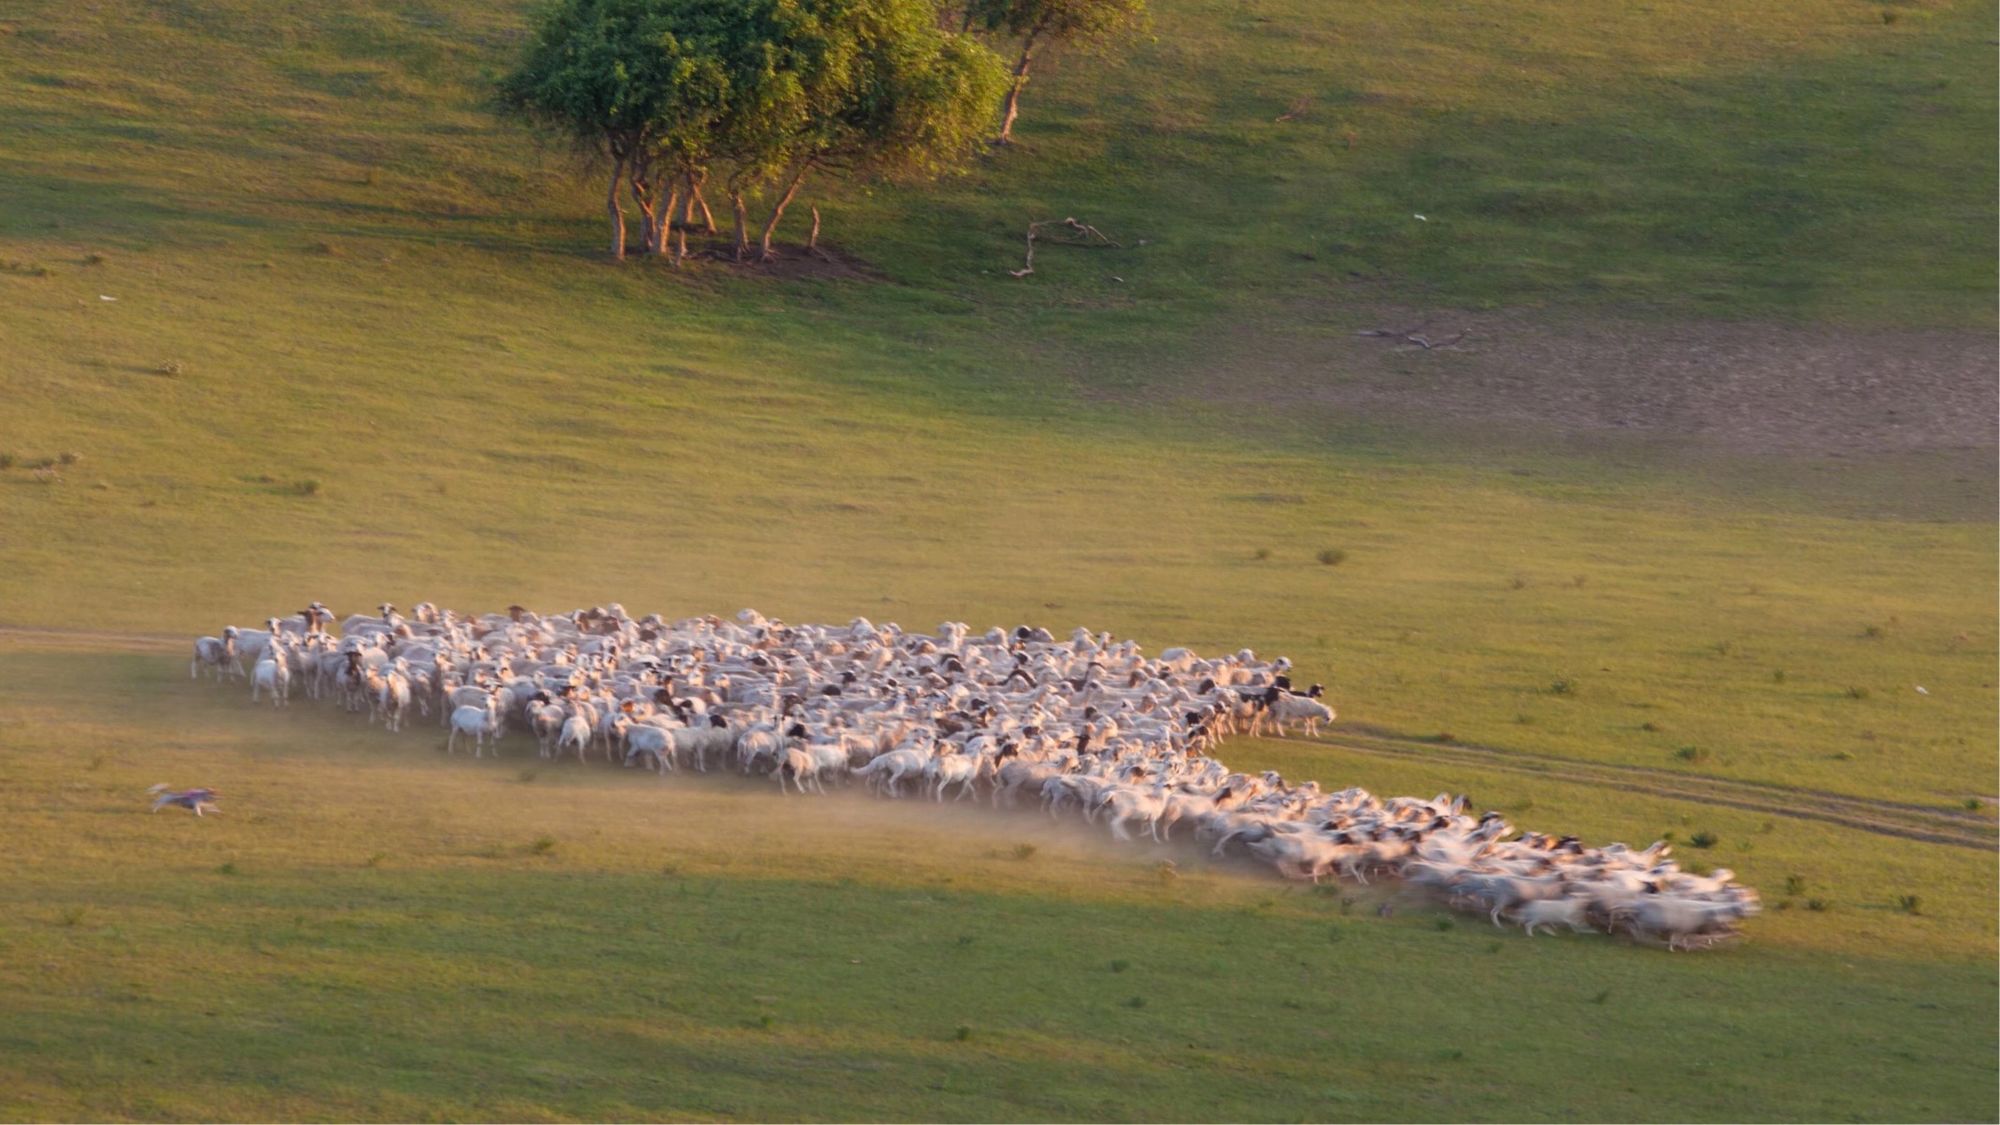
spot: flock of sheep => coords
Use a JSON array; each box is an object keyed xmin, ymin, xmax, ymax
[{"xmin": 189, "ymin": 601, "xmax": 1760, "ymax": 950}]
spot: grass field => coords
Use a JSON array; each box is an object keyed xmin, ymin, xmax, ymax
[
  {"xmin": 3, "ymin": 640, "xmax": 1995, "ymax": 1121},
  {"xmin": 1, "ymin": 0, "xmax": 1995, "ymax": 1119}
]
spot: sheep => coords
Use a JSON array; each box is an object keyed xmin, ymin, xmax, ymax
[
  {"xmin": 1615, "ymin": 896, "xmax": 1758, "ymax": 951},
  {"xmin": 251, "ymin": 645, "xmax": 291, "ymax": 708},
  {"xmin": 1511, "ymin": 895, "xmax": 1597, "ymax": 937},
  {"xmin": 447, "ymin": 694, "xmax": 502, "ymax": 758},
  {"xmin": 188, "ymin": 600, "xmax": 1760, "ymax": 951},
  {"xmin": 556, "ymin": 713, "xmax": 593, "ymax": 762},
  {"xmin": 1256, "ymin": 687, "xmax": 1335, "ymax": 738},
  {"xmin": 190, "ymin": 627, "xmax": 242, "ymax": 682}
]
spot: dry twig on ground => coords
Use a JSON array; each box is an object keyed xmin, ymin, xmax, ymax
[{"xmin": 1009, "ymin": 217, "xmax": 1121, "ymax": 277}]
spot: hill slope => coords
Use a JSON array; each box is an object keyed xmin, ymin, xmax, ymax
[{"xmin": 0, "ymin": 1, "xmax": 1995, "ymax": 1118}]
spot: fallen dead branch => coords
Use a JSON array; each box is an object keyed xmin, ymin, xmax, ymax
[
  {"xmin": 1356, "ymin": 324, "xmax": 1467, "ymax": 350},
  {"xmin": 1008, "ymin": 216, "xmax": 1121, "ymax": 278},
  {"xmin": 1276, "ymin": 95, "xmax": 1311, "ymax": 123}
]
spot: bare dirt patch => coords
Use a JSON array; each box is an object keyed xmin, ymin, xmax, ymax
[{"xmin": 1297, "ymin": 307, "xmax": 1997, "ymax": 460}]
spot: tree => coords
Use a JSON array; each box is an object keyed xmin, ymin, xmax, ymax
[
  {"xmin": 497, "ymin": 0, "xmax": 722, "ymax": 260},
  {"xmin": 965, "ymin": 0, "xmax": 1147, "ymax": 144},
  {"xmin": 500, "ymin": 0, "xmax": 1003, "ymax": 264},
  {"xmin": 743, "ymin": 0, "xmax": 1008, "ymax": 259}
]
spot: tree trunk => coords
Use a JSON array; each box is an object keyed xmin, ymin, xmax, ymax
[
  {"xmin": 758, "ymin": 164, "xmax": 812, "ymax": 263},
  {"xmin": 686, "ymin": 171, "xmax": 718, "ymax": 233},
  {"xmin": 672, "ymin": 172, "xmax": 693, "ymax": 262},
  {"xmin": 730, "ymin": 191, "xmax": 750, "ymax": 261},
  {"xmin": 997, "ymin": 38, "xmax": 1037, "ymax": 144},
  {"xmin": 606, "ymin": 156, "xmax": 628, "ymax": 260},
  {"xmin": 807, "ymin": 204, "xmax": 821, "ymax": 252},
  {"xmin": 659, "ymin": 184, "xmax": 682, "ymax": 262},
  {"xmin": 629, "ymin": 161, "xmax": 659, "ymax": 255}
]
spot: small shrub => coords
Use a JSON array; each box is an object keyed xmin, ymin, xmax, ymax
[
  {"xmin": 1010, "ymin": 843, "xmax": 1037, "ymax": 861},
  {"xmin": 1880, "ymin": 8, "xmax": 1898, "ymax": 22},
  {"xmin": 1688, "ymin": 831, "xmax": 1718, "ymax": 849},
  {"xmin": 85, "ymin": 753, "xmax": 106, "ymax": 771},
  {"xmin": 1896, "ymin": 894, "xmax": 1921, "ymax": 915},
  {"xmin": 1713, "ymin": 640, "xmax": 1733, "ymax": 656},
  {"xmin": 296, "ymin": 478, "xmax": 322, "ymax": 496},
  {"xmin": 1124, "ymin": 996, "xmax": 1148, "ymax": 1009},
  {"xmin": 954, "ymin": 1025, "xmax": 972, "ymax": 1041},
  {"xmin": 1861, "ymin": 625, "xmax": 1882, "ymax": 639},
  {"xmin": 0, "ymin": 453, "xmax": 13, "ymax": 469},
  {"xmin": 530, "ymin": 835, "xmax": 557, "ymax": 855},
  {"xmin": 1509, "ymin": 575, "xmax": 1529, "ymax": 590},
  {"xmin": 82, "ymin": 252, "xmax": 107, "ymax": 266},
  {"xmin": 1640, "ymin": 721, "xmax": 1660, "ymax": 732},
  {"xmin": 1845, "ymin": 686, "xmax": 1869, "ymax": 700},
  {"xmin": 1830, "ymin": 750, "xmax": 1855, "ymax": 761},
  {"xmin": 1252, "ymin": 547, "xmax": 1272, "ymax": 561},
  {"xmin": 1570, "ymin": 575, "xmax": 1588, "ymax": 588},
  {"xmin": 1806, "ymin": 898, "xmax": 1829, "ymax": 912},
  {"xmin": 157, "ymin": 360, "xmax": 185, "ymax": 376},
  {"xmin": 365, "ymin": 851, "xmax": 387, "ymax": 869},
  {"xmin": 1437, "ymin": 1049, "xmax": 1464, "ymax": 1061},
  {"xmin": 1964, "ymin": 798, "xmax": 1984, "ymax": 811},
  {"xmin": 1109, "ymin": 959, "xmax": 1129, "ymax": 973},
  {"xmin": 1486, "ymin": 941, "xmax": 1503, "ymax": 954},
  {"xmin": 1155, "ymin": 860, "xmax": 1180, "ymax": 882},
  {"xmin": 1327, "ymin": 926, "xmax": 1344, "ymax": 943},
  {"xmin": 216, "ymin": 862, "xmax": 238, "ymax": 875},
  {"xmin": 1514, "ymin": 713, "xmax": 1533, "ymax": 724},
  {"xmin": 1548, "ymin": 679, "xmax": 1574, "ymax": 696},
  {"xmin": 1590, "ymin": 989, "xmax": 1611, "ymax": 1005},
  {"xmin": 956, "ymin": 934, "xmax": 975, "ymax": 947},
  {"xmin": 1772, "ymin": 669, "xmax": 1786, "ymax": 683},
  {"xmin": 56, "ymin": 451, "xmax": 79, "ymax": 465},
  {"xmin": 57, "ymin": 906, "xmax": 88, "ymax": 927},
  {"xmin": 1338, "ymin": 896, "xmax": 1356, "ymax": 915},
  {"xmin": 1432, "ymin": 732, "xmax": 1455, "ymax": 744},
  {"xmin": 1433, "ymin": 918, "xmax": 1455, "ymax": 932},
  {"xmin": 1316, "ymin": 548, "xmax": 1347, "ymax": 566},
  {"xmin": 756, "ymin": 1014, "xmax": 773, "ymax": 1029},
  {"xmin": 1674, "ymin": 745, "xmax": 1708, "ymax": 763},
  {"xmin": 1784, "ymin": 875, "xmax": 1807, "ymax": 896}
]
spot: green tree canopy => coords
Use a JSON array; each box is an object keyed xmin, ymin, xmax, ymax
[{"xmin": 499, "ymin": 0, "xmax": 1005, "ymax": 263}]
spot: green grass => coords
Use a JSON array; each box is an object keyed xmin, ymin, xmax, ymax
[
  {"xmin": 2, "ymin": 641, "xmax": 1994, "ymax": 1121},
  {"xmin": 1, "ymin": 0, "xmax": 1995, "ymax": 1118}
]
